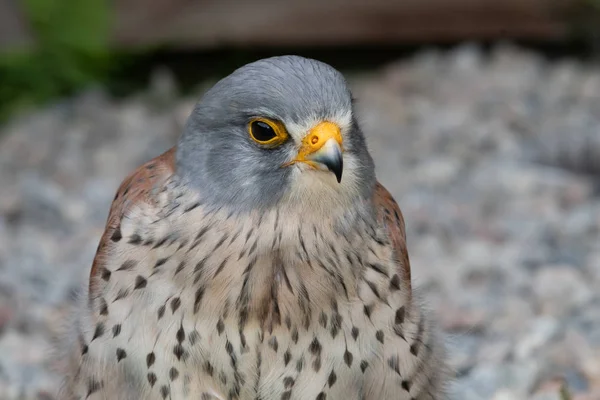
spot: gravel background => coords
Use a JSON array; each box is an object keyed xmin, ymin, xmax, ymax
[{"xmin": 0, "ymin": 44, "xmax": 599, "ymax": 400}]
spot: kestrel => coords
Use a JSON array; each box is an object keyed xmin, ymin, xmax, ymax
[{"xmin": 56, "ymin": 56, "xmax": 449, "ymax": 400}]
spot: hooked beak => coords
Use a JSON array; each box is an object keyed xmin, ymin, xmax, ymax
[{"xmin": 286, "ymin": 121, "xmax": 344, "ymax": 183}]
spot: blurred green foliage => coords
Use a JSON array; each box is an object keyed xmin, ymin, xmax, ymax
[{"xmin": 0, "ymin": 0, "xmax": 112, "ymax": 121}]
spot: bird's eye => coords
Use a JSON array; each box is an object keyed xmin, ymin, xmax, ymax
[
  {"xmin": 251, "ymin": 121, "xmax": 276, "ymax": 141},
  {"xmin": 248, "ymin": 118, "xmax": 288, "ymax": 146}
]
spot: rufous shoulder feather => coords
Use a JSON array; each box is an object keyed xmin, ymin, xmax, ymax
[
  {"xmin": 89, "ymin": 148, "xmax": 176, "ymax": 294},
  {"xmin": 372, "ymin": 182, "xmax": 412, "ymax": 292}
]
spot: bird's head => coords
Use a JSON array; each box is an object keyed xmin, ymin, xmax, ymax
[{"xmin": 176, "ymin": 56, "xmax": 375, "ymax": 216}]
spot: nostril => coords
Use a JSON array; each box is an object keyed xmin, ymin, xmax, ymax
[{"xmin": 311, "ymin": 136, "xmax": 319, "ymax": 145}]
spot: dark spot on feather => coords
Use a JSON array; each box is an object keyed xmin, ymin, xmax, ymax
[
  {"xmin": 98, "ymin": 298, "xmax": 108, "ymax": 316},
  {"xmin": 328, "ymin": 370, "xmax": 337, "ymax": 387},
  {"xmin": 248, "ymin": 239, "xmax": 258, "ymax": 256},
  {"xmin": 91, "ymin": 323, "xmax": 104, "ymax": 341},
  {"xmin": 402, "ymin": 380, "xmax": 411, "ymax": 392},
  {"xmin": 152, "ymin": 236, "xmax": 170, "ymax": 249},
  {"xmin": 244, "ymin": 227, "xmax": 254, "ymax": 244},
  {"xmin": 110, "ymin": 227, "xmax": 122, "ymax": 242},
  {"xmin": 280, "ymin": 263, "xmax": 294, "ymax": 294},
  {"xmin": 410, "ymin": 316, "xmax": 425, "ymax": 356},
  {"xmin": 177, "ymin": 239, "xmax": 189, "ymax": 251},
  {"xmin": 204, "ymin": 361, "xmax": 214, "ymax": 376},
  {"xmin": 194, "ymin": 287, "xmax": 205, "ymax": 314},
  {"xmin": 173, "ymin": 344, "xmax": 184, "ymax": 360},
  {"xmin": 363, "ymin": 304, "xmax": 373, "ymax": 319},
  {"xmin": 368, "ymin": 262, "xmax": 388, "ymax": 277},
  {"xmin": 128, "ymin": 234, "xmax": 142, "ymax": 245},
  {"xmin": 155, "ymin": 258, "xmax": 169, "ymax": 269},
  {"xmin": 238, "ymin": 307, "xmax": 248, "ymax": 330},
  {"xmin": 170, "ymin": 297, "xmax": 181, "ymax": 313},
  {"xmin": 184, "ymin": 202, "xmax": 201, "ymax": 213},
  {"xmin": 194, "ymin": 257, "xmax": 208, "ymax": 274},
  {"xmin": 174, "ymin": 261, "xmax": 186, "ymax": 276},
  {"xmin": 344, "ymin": 350, "xmax": 353, "ymax": 367},
  {"xmin": 116, "ymin": 348, "xmax": 127, "ymax": 362},
  {"xmin": 284, "ymin": 349, "xmax": 291, "ymax": 366},
  {"xmin": 312, "ymin": 355, "xmax": 321, "ymax": 372},
  {"xmin": 100, "ymin": 268, "xmax": 111, "ymax": 281},
  {"xmin": 319, "ymin": 312, "xmax": 328, "ymax": 329},
  {"xmin": 330, "ymin": 312, "xmax": 342, "ymax": 339},
  {"xmin": 87, "ymin": 378, "xmax": 102, "ymax": 397},
  {"xmin": 376, "ymin": 330, "xmax": 384, "ymax": 343},
  {"xmin": 395, "ymin": 306, "xmax": 406, "ymax": 325},
  {"xmin": 410, "ymin": 342, "xmax": 419, "ymax": 356},
  {"xmin": 147, "ymin": 372, "xmax": 157, "ymax": 387},
  {"xmin": 112, "ymin": 324, "xmax": 121, "ymax": 337},
  {"xmin": 394, "ymin": 325, "xmax": 406, "ymax": 341},
  {"xmin": 268, "ymin": 336, "xmax": 278, "ymax": 352},
  {"xmin": 134, "ymin": 275, "xmax": 147, "ymax": 289},
  {"xmin": 296, "ymin": 357, "xmax": 304, "ymax": 372},
  {"xmin": 309, "ymin": 337, "xmax": 322, "ymax": 355},
  {"xmin": 388, "ymin": 355, "xmax": 400, "ymax": 375},
  {"xmin": 213, "ymin": 257, "xmax": 229, "ymax": 277},
  {"xmin": 169, "ymin": 367, "xmax": 179, "ymax": 381},
  {"xmin": 337, "ymin": 275, "xmax": 349, "ymax": 299},
  {"xmin": 213, "ymin": 234, "xmax": 228, "ymax": 252},
  {"xmin": 366, "ymin": 280, "xmax": 382, "ymax": 300},
  {"xmin": 146, "ymin": 352, "xmax": 155, "ymax": 368},
  {"xmin": 258, "ymin": 329, "xmax": 264, "ymax": 343},
  {"xmin": 188, "ymin": 330, "xmax": 200, "ymax": 345},
  {"xmin": 283, "ymin": 376, "xmax": 295, "ymax": 388},
  {"xmin": 239, "ymin": 331, "xmax": 248, "ymax": 352},
  {"xmin": 284, "ymin": 315, "xmax": 292, "ymax": 330},
  {"xmin": 117, "ymin": 260, "xmax": 137, "ymax": 271},
  {"xmin": 176, "ymin": 325, "xmax": 185, "ymax": 343},
  {"xmin": 225, "ymin": 340, "xmax": 234, "ymax": 355},
  {"xmin": 195, "ymin": 226, "xmax": 210, "ymax": 242},
  {"xmin": 160, "ymin": 385, "xmax": 170, "ymax": 399},
  {"xmin": 360, "ymin": 360, "xmax": 369, "ymax": 373}
]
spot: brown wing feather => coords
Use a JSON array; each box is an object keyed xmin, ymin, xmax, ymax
[
  {"xmin": 372, "ymin": 182, "xmax": 412, "ymax": 292},
  {"xmin": 89, "ymin": 148, "xmax": 176, "ymax": 294}
]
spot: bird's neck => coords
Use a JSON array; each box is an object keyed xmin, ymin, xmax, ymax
[{"xmin": 150, "ymin": 189, "xmax": 386, "ymax": 330}]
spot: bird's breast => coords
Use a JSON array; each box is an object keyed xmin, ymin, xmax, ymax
[{"xmin": 86, "ymin": 198, "xmax": 425, "ymax": 399}]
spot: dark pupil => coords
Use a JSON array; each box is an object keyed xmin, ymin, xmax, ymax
[{"xmin": 252, "ymin": 121, "xmax": 277, "ymax": 142}]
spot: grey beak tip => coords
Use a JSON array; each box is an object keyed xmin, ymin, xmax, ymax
[
  {"xmin": 324, "ymin": 155, "xmax": 343, "ymax": 183},
  {"xmin": 334, "ymin": 160, "xmax": 343, "ymax": 183}
]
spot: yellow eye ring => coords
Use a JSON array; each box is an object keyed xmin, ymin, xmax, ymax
[{"xmin": 248, "ymin": 118, "xmax": 288, "ymax": 146}]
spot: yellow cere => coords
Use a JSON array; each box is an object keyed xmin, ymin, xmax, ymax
[{"xmin": 296, "ymin": 121, "xmax": 343, "ymax": 162}]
